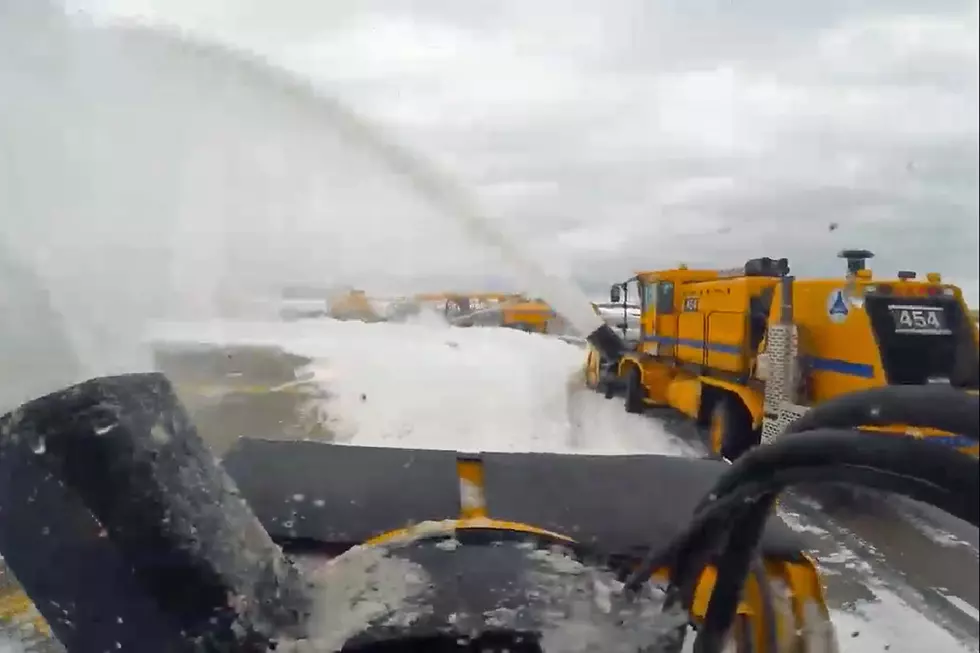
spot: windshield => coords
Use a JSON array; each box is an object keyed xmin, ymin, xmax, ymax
[{"xmin": 0, "ymin": 1, "xmax": 977, "ymax": 652}]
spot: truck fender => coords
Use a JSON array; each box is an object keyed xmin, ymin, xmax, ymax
[
  {"xmin": 616, "ymin": 354, "xmax": 644, "ymax": 381},
  {"xmin": 700, "ymin": 378, "xmax": 764, "ymax": 430}
]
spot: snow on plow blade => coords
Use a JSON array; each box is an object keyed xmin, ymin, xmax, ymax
[
  {"xmin": 219, "ymin": 440, "xmax": 835, "ymax": 651},
  {"xmin": 222, "ymin": 438, "xmax": 805, "ymax": 561}
]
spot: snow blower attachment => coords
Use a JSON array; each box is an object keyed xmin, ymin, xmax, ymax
[
  {"xmin": 0, "ymin": 373, "xmax": 309, "ymax": 652},
  {"xmin": 0, "ymin": 374, "xmax": 977, "ymax": 652},
  {"xmin": 585, "ymin": 322, "xmax": 627, "ymax": 363}
]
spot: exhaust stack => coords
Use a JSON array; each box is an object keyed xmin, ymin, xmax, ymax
[{"xmin": 838, "ymin": 249, "xmax": 875, "ymax": 276}]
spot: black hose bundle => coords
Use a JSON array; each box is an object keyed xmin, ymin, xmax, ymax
[
  {"xmin": 627, "ymin": 386, "xmax": 980, "ymax": 653},
  {"xmin": 783, "ymin": 385, "xmax": 979, "ymax": 438}
]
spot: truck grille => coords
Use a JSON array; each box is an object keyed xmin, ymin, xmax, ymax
[{"xmin": 865, "ymin": 295, "xmax": 979, "ymax": 389}]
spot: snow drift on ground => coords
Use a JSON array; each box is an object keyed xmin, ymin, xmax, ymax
[{"xmin": 149, "ymin": 316, "xmax": 696, "ymax": 455}]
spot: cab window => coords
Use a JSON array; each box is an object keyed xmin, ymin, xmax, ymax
[
  {"xmin": 657, "ymin": 281, "xmax": 675, "ymax": 314},
  {"xmin": 644, "ymin": 282, "xmax": 659, "ymax": 310}
]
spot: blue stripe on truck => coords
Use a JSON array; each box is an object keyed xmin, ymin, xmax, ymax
[
  {"xmin": 641, "ymin": 335, "xmax": 742, "ymax": 355},
  {"xmin": 805, "ymin": 356, "xmax": 875, "ymax": 379},
  {"xmin": 640, "ymin": 335, "xmax": 876, "ymax": 379}
]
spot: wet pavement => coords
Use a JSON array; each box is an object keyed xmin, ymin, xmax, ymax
[
  {"xmin": 790, "ymin": 490, "xmax": 978, "ymax": 640},
  {"xmin": 155, "ymin": 344, "xmax": 334, "ymax": 455},
  {"xmin": 1, "ymin": 343, "xmax": 977, "ymax": 649}
]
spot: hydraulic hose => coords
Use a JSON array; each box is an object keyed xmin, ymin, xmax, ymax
[
  {"xmin": 783, "ymin": 385, "xmax": 979, "ymax": 438},
  {"xmin": 747, "ymin": 556, "xmax": 778, "ymax": 653},
  {"xmin": 626, "ymin": 386, "xmax": 979, "ymax": 653}
]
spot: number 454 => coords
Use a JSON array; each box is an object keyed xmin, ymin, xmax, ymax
[{"xmin": 898, "ymin": 309, "xmax": 941, "ymax": 329}]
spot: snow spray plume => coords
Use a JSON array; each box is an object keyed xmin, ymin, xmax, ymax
[{"xmin": 3, "ymin": 1, "xmax": 609, "ymax": 396}]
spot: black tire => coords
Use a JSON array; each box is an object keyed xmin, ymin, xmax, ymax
[
  {"xmin": 624, "ymin": 366, "xmax": 646, "ymax": 414},
  {"xmin": 596, "ymin": 357, "xmax": 617, "ymax": 399},
  {"xmin": 603, "ymin": 381, "xmax": 616, "ymax": 399},
  {"xmin": 709, "ymin": 395, "xmax": 757, "ymax": 460}
]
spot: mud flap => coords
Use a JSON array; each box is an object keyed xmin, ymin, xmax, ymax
[{"xmin": 0, "ymin": 373, "xmax": 309, "ymax": 653}]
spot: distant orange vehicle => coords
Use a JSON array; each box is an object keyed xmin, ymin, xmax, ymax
[
  {"xmin": 340, "ymin": 290, "xmax": 571, "ymax": 334},
  {"xmin": 446, "ymin": 296, "xmax": 568, "ymax": 334},
  {"xmin": 327, "ymin": 289, "xmax": 384, "ymax": 322},
  {"xmin": 499, "ymin": 299, "xmax": 565, "ymax": 333}
]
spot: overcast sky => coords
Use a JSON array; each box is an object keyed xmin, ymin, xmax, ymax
[
  {"xmin": 64, "ymin": 0, "xmax": 978, "ymax": 303},
  {"xmin": 2, "ymin": 0, "xmax": 974, "ymax": 314}
]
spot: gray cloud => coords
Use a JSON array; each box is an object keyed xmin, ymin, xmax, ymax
[{"xmin": 50, "ymin": 0, "xmax": 980, "ymax": 306}]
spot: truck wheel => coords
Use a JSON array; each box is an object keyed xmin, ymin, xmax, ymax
[
  {"xmin": 585, "ymin": 352, "xmax": 598, "ymax": 390},
  {"xmin": 708, "ymin": 396, "xmax": 755, "ymax": 460},
  {"xmin": 603, "ymin": 379, "xmax": 616, "ymax": 399},
  {"xmin": 624, "ymin": 366, "xmax": 645, "ymax": 414},
  {"xmin": 586, "ymin": 351, "xmax": 611, "ymax": 396}
]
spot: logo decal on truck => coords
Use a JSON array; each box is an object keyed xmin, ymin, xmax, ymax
[{"xmin": 827, "ymin": 289, "xmax": 849, "ymax": 324}]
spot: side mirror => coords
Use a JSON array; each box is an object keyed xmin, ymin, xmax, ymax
[{"xmin": 610, "ymin": 285, "xmax": 622, "ymax": 303}]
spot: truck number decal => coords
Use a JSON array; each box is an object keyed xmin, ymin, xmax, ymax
[
  {"xmin": 683, "ymin": 297, "xmax": 699, "ymax": 312},
  {"xmin": 887, "ymin": 304, "xmax": 952, "ymax": 335}
]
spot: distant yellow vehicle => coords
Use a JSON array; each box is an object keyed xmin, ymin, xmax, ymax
[
  {"xmin": 419, "ymin": 292, "xmax": 524, "ymax": 321},
  {"xmin": 408, "ymin": 292, "xmax": 569, "ymax": 335},
  {"xmin": 498, "ymin": 299, "xmax": 565, "ymax": 333},
  {"xmin": 587, "ymin": 249, "xmax": 980, "ymax": 459},
  {"xmin": 452, "ymin": 297, "xmax": 569, "ymax": 334},
  {"xmin": 327, "ymin": 289, "xmax": 384, "ymax": 322}
]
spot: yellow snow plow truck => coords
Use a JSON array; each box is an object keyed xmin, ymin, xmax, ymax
[{"xmin": 586, "ymin": 249, "xmax": 980, "ymax": 460}]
